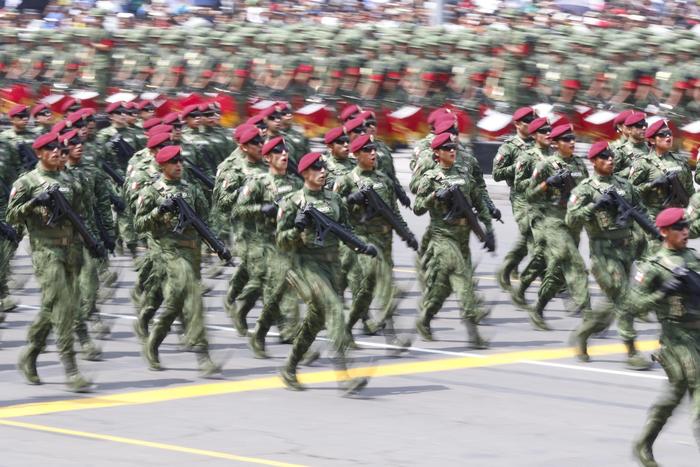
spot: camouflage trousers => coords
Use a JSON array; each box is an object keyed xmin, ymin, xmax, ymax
[
  {"xmin": 117, "ymin": 205, "xmax": 138, "ymax": 250},
  {"xmin": 576, "ymin": 237, "xmax": 637, "ymax": 341},
  {"xmin": 418, "ymin": 229, "xmax": 482, "ymax": 324},
  {"xmin": 76, "ymin": 248, "xmax": 100, "ymax": 347},
  {"xmin": 26, "ymin": 242, "xmax": 82, "ymax": 375},
  {"xmin": 231, "ymin": 241, "xmax": 266, "ymax": 323},
  {"xmin": 284, "ymin": 252, "xmax": 350, "ymax": 372},
  {"xmin": 148, "ymin": 246, "xmax": 208, "ymax": 351},
  {"xmin": 501, "ymin": 196, "xmax": 532, "ymax": 276},
  {"xmin": 637, "ymin": 325, "xmax": 700, "ymax": 449},
  {"xmin": 224, "ymin": 237, "xmax": 250, "ymax": 314},
  {"xmin": 0, "ymin": 238, "xmax": 15, "ymax": 298},
  {"xmin": 532, "ymin": 217, "xmax": 590, "ymax": 312}
]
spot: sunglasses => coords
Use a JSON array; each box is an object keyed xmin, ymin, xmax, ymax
[
  {"xmin": 366, "ymin": 119, "xmax": 377, "ymax": 127},
  {"xmin": 37, "ymin": 111, "xmax": 53, "ymax": 117},
  {"xmin": 557, "ymin": 135, "xmax": 576, "ymax": 142},
  {"xmin": 249, "ymin": 136, "xmax": 264, "ymax": 146},
  {"xmin": 256, "ymin": 123, "xmax": 268, "ymax": 130},
  {"xmin": 358, "ymin": 144, "xmax": 377, "ymax": 153},
  {"xmin": 167, "ymin": 156, "xmax": 184, "ymax": 164},
  {"xmin": 438, "ymin": 144, "xmax": 457, "ymax": 151},
  {"xmin": 631, "ymin": 122, "xmax": 647, "ymax": 129},
  {"xmin": 72, "ymin": 121, "xmax": 86, "ymax": 128},
  {"xmin": 271, "ymin": 143, "xmax": 287, "ymax": 153},
  {"xmin": 350, "ymin": 126, "xmax": 366, "ymax": 134},
  {"xmin": 537, "ymin": 127, "xmax": 552, "ymax": 134},
  {"xmin": 15, "ymin": 113, "xmax": 30, "ymax": 119},
  {"xmin": 171, "ymin": 123, "xmax": 184, "ymax": 129},
  {"xmin": 656, "ymin": 130, "xmax": 673, "ymax": 138},
  {"xmin": 309, "ymin": 161, "xmax": 326, "ymax": 171},
  {"xmin": 520, "ymin": 115, "xmax": 535, "ymax": 124},
  {"xmin": 267, "ymin": 113, "xmax": 282, "ymax": 121},
  {"xmin": 60, "ymin": 148, "xmax": 70, "ymax": 155},
  {"xmin": 669, "ymin": 221, "xmax": 689, "ymax": 231},
  {"xmin": 44, "ymin": 142, "xmax": 60, "ymax": 150},
  {"xmin": 596, "ymin": 151, "xmax": 613, "ymax": 160},
  {"xmin": 334, "ymin": 136, "xmax": 350, "ymax": 145},
  {"xmin": 67, "ymin": 137, "xmax": 81, "ymax": 146}
]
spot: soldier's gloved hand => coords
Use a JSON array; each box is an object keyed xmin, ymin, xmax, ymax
[
  {"xmin": 650, "ymin": 176, "xmax": 668, "ymax": 188},
  {"xmin": 435, "ymin": 187, "xmax": 451, "ymax": 202},
  {"xmin": 363, "ymin": 244, "xmax": 378, "ymax": 257},
  {"xmin": 593, "ymin": 192, "xmax": 614, "ymax": 210},
  {"xmin": 112, "ymin": 197, "xmax": 126, "ymax": 213},
  {"xmin": 489, "ymin": 206, "xmax": 502, "ymax": 221},
  {"xmin": 407, "ymin": 235, "xmax": 419, "ymax": 251},
  {"xmin": 90, "ymin": 243, "xmax": 107, "ymax": 259},
  {"xmin": 660, "ymin": 276, "xmax": 683, "ymax": 296},
  {"xmin": 261, "ymin": 203, "xmax": 277, "ymax": 218},
  {"xmin": 346, "ymin": 191, "xmax": 366, "ymax": 206},
  {"xmin": 294, "ymin": 210, "xmax": 309, "ymax": 231},
  {"xmin": 30, "ymin": 191, "xmax": 51, "ymax": 206},
  {"xmin": 546, "ymin": 173, "xmax": 565, "ymax": 188},
  {"xmin": 397, "ymin": 190, "xmax": 411, "ymax": 208},
  {"xmin": 103, "ymin": 236, "xmax": 116, "ymax": 253},
  {"xmin": 483, "ymin": 231, "xmax": 496, "ymax": 252},
  {"xmin": 158, "ymin": 198, "xmax": 177, "ymax": 214}
]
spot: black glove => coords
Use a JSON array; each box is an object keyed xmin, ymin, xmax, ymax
[
  {"xmin": 111, "ymin": 196, "xmax": 126, "ymax": 213},
  {"xmin": 435, "ymin": 187, "xmax": 451, "ymax": 202},
  {"xmin": 31, "ymin": 191, "xmax": 51, "ymax": 206},
  {"xmin": 407, "ymin": 235, "xmax": 419, "ymax": 251},
  {"xmin": 294, "ymin": 210, "xmax": 309, "ymax": 231},
  {"xmin": 261, "ymin": 203, "xmax": 277, "ymax": 218},
  {"xmin": 103, "ymin": 236, "xmax": 116, "ymax": 253},
  {"xmin": 90, "ymin": 243, "xmax": 107, "ymax": 259},
  {"xmin": 396, "ymin": 189, "xmax": 411, "ymax": 208},
  {"xmin": 363, "ymin": 244, "xmax": 378, "ymax": 257},
  {"xmin": 346, "ymin": 191, "xmax": 366, "ymax": 206},
  {"xmin": 489, "ymin": 206, "xmax": 502, "ymax": 222},
  {"xmin": 650, "ymin": 176, "xmax": 668, "ymax": 188},
  {"xmin": 593, "ymin": 192, "xmax": 614, "ymax": 210},
  {"xmin": 483, "ymin": 230, "xmax": 496, "ymax": 252},
  {"xmin": 158, "ymin": 197, "xmax": 177, "ymax": 214},
  {"xmin": 546, "ymin": 173, "xmax": 565, "ymax": 188},
  {"xmin": 660, "ymin": 277, "xmax": 683, "ymax": 296}
]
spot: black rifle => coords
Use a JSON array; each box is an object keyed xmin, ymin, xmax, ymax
[
  {"xmin": 440, "ymin": 185, "xmax": 487, "ymax": 242},
  {"xmin": 358, "ymin": 185, "xmax": 418, "ymax": 250},
  {"xmin": 109, "ymin": 193, "xmax": 126, "ymax": 213},
  {"xmin": 662, "ymin": 172, "xmax": 690, "ymax": 207},
  {"xmin": 553, "ymin": 168, "xmax": 576, "ymax": 202},
  {"xmin": 108, "ymin": 133, "xmax": 135, "ymax": 165},
  {"xmin": 169, "ymin": 194, "xmax": 233, "ymax": 265},
  {"xmin": 604, "ymin": 188, "xmax": 662, "ymax": 240},
  {"xmin": 102, "ymin": 162, "xmax": 125, "ymax": 187},
  {"xmin": 17, "ymin": 143, "xmax": 39, "ymax": 171},
  {"xmin": 0, "ymin": 221, "xmax": 19, "ymax": 244},
  {"xmin": 43, "ymin": 184, "xmax": 106, "ymax": 258},
  {"xmin": 303, "ymin": 205, "xmax": 377, "ymax": 257},
  {"xmin": 93, "ymin": 206, "xmax": 115, "ymax": 254},
  {"xmin": 195, "ymin": 144, "xmax": 218, "ymax": 175},
  {"xmin": 287, "ymin": 157, "xmax": 301, "ymax": 180},
  {"xmin": 388, "ymin": 171, "xmax": 411, "ymax": 208},
  {"xmin": 658, "ymin": 266, "xmax": 700, "ymax": 314},
  {"xmin": 185, "ymin": 160, "xmax": 215, "ymax": 190}
]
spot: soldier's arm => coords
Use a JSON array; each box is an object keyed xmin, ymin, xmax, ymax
[
  {"xmin": 133, "ymin": 187, "xmax": 162, "ymax": 233},
  {"xmin": 413, "ymin": 176, "xmax": 435, "ymax": 216},
  {"xmin": 6, "ymin": 179, "xmax": 34, "ymax": 224},
  {"xmin": 193, "ymin": 184, "xmax": 210, "ymax": 219},
  {"xmin": 94, "ymin": 168, "xmax": 116, "ymax": 238},
  {"xmin": 626, "ymin": 262, "xmax": 666, "ymax": 318},
  {"xmin": 687, "ymin": 193, "xmax": 700, "ymax": 239},
  {"xmin": 217, "ymin": 172, "xmax": 244, "ymax": 212},
  {"xmin": 525, "ymin": 160, "xmax": 549, "ymax": 202},
  {"xmin": 331, "ymin": 174, "xmax": 353, "ymax": 199},
  {"xmin": 232, "ymin": 178, "xmax": 263, "ymax": 220},
  {"xmin": 470, "ymin": 180, "xmax": 494, "ymax": 232},
  {"xmin": 491, "ymin": 144, "xmax": 514, "ymax": 184},
  {"xmin": 565, "ymin": 185, "xmax": 593, "ymax": 231},
  {"xmin": 628, "ymin": 160, "xmax": 653, "ymax": 194},
  {"xmin": 409, "ymin": 156, "xmax": 433, "ymax": 194},
  {"xmin": 513, "ymin": 155, "xmax": 533, "ymax": 194},
  {"xmin": 275, "ymin": 196, "xmax": 302, "ymax": 251}
]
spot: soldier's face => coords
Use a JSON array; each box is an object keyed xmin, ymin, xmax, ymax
[
  {"xmin": 436, "ymin": 146, "xmax": 456, "ymax": 167},
  {"xmin": 555, "ymin": 136, "xmax": 575, "ymax": 157},
  {"xmin": 242, "ymin": 142, "xmax": 262, "ymax": 160},
  {"xmin": 68, "ymin": 143, "xmax": 83, "ymax": 162},
  {"xmin": 162, "ymin": 159, "xmax": 183, "ymax": 180},
  {"xmin": 356, "ymin": 147, "xmax": 376, "ymax": 170},
  {"xmin": 593, "ymin": 153, "xmax": 614, "ymax": 176},
  {"xmin": 628, "ymin": 124, "xmax": 646, "ymax": 142},
  {"xmin": 535, "ymin": 132, "xmax": 550, "ymax": 147},
  {"xmin": 330, "ymin": 139, "xmax": 349, "ymax": 159},
  {"xmin": 12, "ymin": 115, "xmax": 28, "ymax": 130},
  {"xmin": 303, "ymin": 166, "xmax": 326, "ymax": 190},
  {"xmin": 36, "ymin": 112, "xmax": 53, "ymax": 125},
  {"xmin": 140, "ymin": 110, "xmax": 155, "ymax": 121},
  {"xmin": 662, "ymin": 223, "xmax": 689, "ymax": 250},
  {"xmin": 654, "ymin": 131, "xmax": 673, "ymax": 152},
  {"xmin": 38, "ymin": 147, "xmax": 61, "ymax": 171},
  {"xmin": 267, "ymin": 150, "xmax": 288, "ymax": 172},
  {"xmin": 265, "ymin": 116, "xmax": 281, "ymax": 133}
]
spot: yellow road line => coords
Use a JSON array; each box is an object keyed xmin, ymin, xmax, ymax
[
  {"xmin": 0, "ymin": 340, "xmax": 659, "ymax": 420},
  {"xmin": 0, "ymin": 419, "xmax": 306, "ymax": 467}
]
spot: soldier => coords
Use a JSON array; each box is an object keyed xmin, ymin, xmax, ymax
[
  {"xmin": 413, "ymin": 132, "xmax": 494, "ymax": 347},
  {"xmin": 236, "ymin": 139, "xmax": 303, "ymax": 358},
  {"xmin": 277, "ymin": 101, "xmax": 310, "ymax": 170},
  {"xmin": 628, "ymin": 208, "xmax": 700, "ymax": 467},
  {"xmin": 323, "ymin": 126, "xmax": 355, "ymax": 189},
  {"xmin": 524, "ymin": 124, "xmax": 591, "ymax": 330},
  {"xmin": 276, "ymin": 151, "xmax": 370, "ymax": 394},
  {"xmin": 215, "ymin": 127, "xmax": 267, "ymax": 332},
  {"xmin": 493, "ymin": 106, "xmax": 535, "ymax": 290},
  {"xmin": 614, "ymin": 112, "xmax": 649, "ymax": 178},
  {"xmin": 334, "ymin": 134, "xmax": 416, "ymax": 349},
  {"xmin": 566, "ymin": 141, "xmax": 652, "ymax": 370},
  {"xmin": 134, "ymin": 145, "xmax": 219, "ymax": 376},
  {"xmin": 30, "ymin": 104, "xmax": 54, "ymax": 136},
  {"xmin": 630, "ymin": 120, "xmax": 694, "ymax": 220},
  {"xmin": 609, "ymin": 109, "xmax": 633, "ymax": 155},
  {"xmin": 8, "ymin": 133, "xmax": 92, "ymax": 392},
  {"xmin": 1, "ymin": 104, "xmax": 35, "ymax": 177}
]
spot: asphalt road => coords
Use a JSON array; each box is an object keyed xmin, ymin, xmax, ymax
[{"xmin": 0, "ymin": 150, "xmax": 698, "ymax": 466}]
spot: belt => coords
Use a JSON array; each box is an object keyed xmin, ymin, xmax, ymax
[
  {"xmin": 36, "ymin": 237, "xmax": 75, "ymax": 246},
  {"xmin": 176, "ymin": 239, "xmax": 199, "ymax": 249}
]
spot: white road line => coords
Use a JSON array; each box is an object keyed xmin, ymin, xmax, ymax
[{"xmin": 520, "ymin": 360, "xmax": 666, "ymax": 380}]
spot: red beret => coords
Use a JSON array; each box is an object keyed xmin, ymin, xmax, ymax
[
  {"xmin": 234, "ymin": 69, "xmax": 249, "ymax": 77},
  {"xmin": 623, "ymin": 112, "xmax": 646, "ymax": 127},
  {"xmin": 137, "ymin": 100, "xmax": 155, "ymax": 111},
  {"xmin": 427, "ymin": 108, "xmax": 451, "ymax": 125},
  {"xmin": 324, "ymin": 126, "xmax": 346, "ymax": 144},
  {"xmin": 421, "ymin": 72, "xmax": 436, "ymax": 81},
  {"xmin": 30, "ymin": 103, "xmax": 48, "ymax": 117},
  {"xmin": 349, "ymin": 134, "xmax": 374, "ymax": 153},
  {"xmin": 645, "ymin": 120, "xmax": 669, "ymax": 139},
  {"xmin": 357, "ymin": 110, "xmax": 375, "ymax": 121},
  {"xmin": 51, "ymin": 120, "xmax": 70, "ymax": 134},
  {"xmin": 345, "ymin": 67, "xmax": 360, "ymax": 76},
  {"xmin": 673, "ymin": 81, "xmax": 690, "ymax": 90},
  {"xmin": 587, "ymin": 140, "xmax": 610, "ymax": 159},
  {"xmin": 330, "ymin": 70, "xmax": 343, "ymax": 79},
  {"xmin": 59, "ymin": 98, "xmax": 78, "ymax": 114},
  {"xmin": 549, "ymin": 124, "xmax": 574, "ymax": 140},
  {"xmin": 162, "ymin": 112, "xmax": 180, "ymax": 125},
  {"xmin": 246, "ymin": 113, "xmax": 266, "ymax": 126},
  {"xmin": 613, "ymin": 109, "xmax": 633, "ymax": 127},
  {"xmin": 656, "ymin": 207, "xmax": 686, "ymax": 228},
  {"xmin": 180, "ymin": 104, "xmax": 200, "ymax": 119},
  {"xmin": 260, "ymin": 105, "xmax": 278, "ymax": 119},
  {"xmin": 32, "ymin": 132, "xmax": 59, "ymax": 150},
  {"xmin": 237, "ymin": 126, "xmax": 260, "ymax": 145},
  {"xmin": 369, "ymin": 74, "xmax": 384, "ymax": 82},
  {"xmin": 59, "ymin": 129, "xmax": 79, "ymax": 145},
  {"xmin": 234, "ymin": 124, "xmax": 258, "ymax": 142},
  {"xmin": 124, "ymin": 101, "xmax": 137, "ymax": 110},
  {"xmin": 387, "ymin": 71, "xmax": 402, "ymax": 80},
  {"xmin": 431, "ymin": 132, "xmax": 453, "ymax": 150},
  {"xmin": 527, "ymin": 117, "xmax": 549, "ymax": 134},
  {"xmin": 155, "ymin": 145, "xmax": 182, "ymax": 164},
  {"xmin": 296, "ymin": 64, "xmax": 313, "ymax": 74},
  {"xmin": 78, "ymin": 108, "xmax": 96, "ymax": 118},
  {"xmin": 344, "ymin": 116, "xmax": 366, "ymax": 134},
  {"xmin": 433, "ymin": 116, "xmax": 457, "ymax": 135},
  {"xmin": 143, "ymin": 117, "xmax": 162, "ymax": 130},
  {"xmin": 562, "ymin": 79, "xmax": 581, "ymax": 90},
  {"xmin": 147, "ymin": 132, "xmax": 172, "ymax": 149},
  {"xmin": 638, "ymin": 76, "xmax": 655, "ymax": 86},
  {"xmin": 262, "ymin": 136, "xmax": 285, "ymax": 156},
  {"xmin": 8, "ymin": 104, "xmax": 28, "ymax": 118},
  {"xmin": 339, "ymin": 104, "xmax": 361, "ymax": 122},
  {"xmin": 276, "ymin": 101, "xmax": 291, "ymax": 112},
  {"xmin": 513, "ymin": 106, "xmax": 534, "ymax": 122},
  {"xmin": 201, "ymin": 70, "xmax": 214, "ymax": 79},
  {"xmin": 297, "ymin": 152, "xmax": 323, "ymax": 174},
  {"xmin": 147, "ymin": 124, "xmax": 174, "ymax": 138},
  {"xmin": 66, "ymin": 111, "xmax": 85, "ymax": 126},
  {"xmin": 106, "ymin": 101, "xmax": 126, "ymax": 114}
]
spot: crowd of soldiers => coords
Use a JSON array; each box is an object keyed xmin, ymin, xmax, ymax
[{"xmin": 1, "ymin": 20, "xmax": 700, "ymax": 124}]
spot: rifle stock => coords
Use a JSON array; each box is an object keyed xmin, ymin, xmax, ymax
[
  {"xmin": 170, "ymin": 194, "xmax": 233, "ymax": 264},
  {"xmin": 185, "ymin": 160, "xmax": 215, "ymax": 190},
  {"xmin": 17, "ymin": 143, "xmax": 38, "ymax": 171},
  {"xmin": 605, "ymin": 188, "xmax": 662, "ymax": 240},
  {"xmin": 44, "ymin": 184, "xmax": 105, "ymax": 258},
  {"xmin": 359, "ymin": 186, "xmax": 417, "ymax": 250},
  {"xmin": 102, "ymin": 162, "xmax": 125, "ymax": 187},
  {"xmin": 304, "ymin": 205, "xmax": 377, "ymax": 256},
  {"xmin": 0, "ymin": 221, "xmax": 19, "ymax": 244},
  {"xmin": 442, "ymin": 185, "xmax": 487, "ymax": 242}
]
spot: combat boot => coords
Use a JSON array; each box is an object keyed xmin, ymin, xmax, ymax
[
  {"xmin": 300, "ymin": 349, "xmax": 321, "ymax": 366},
  {"xmin": 81, "ymin": 340, "xmax": 102, "ymax": 362},
  {"xmin": 0, "ymin": 310, "xmax": 5, "ymax": 325},
  {"xmin": 100, "ymin": 269, "xmax": 118, "ymax": 288},
  {"xmin": 362, "ymin": 319, "xmax": 383, "ymax": 336},
  {"xmin": 465, "ymin": 319, "xmax": 489, "ymax": 350},
  {"xmin": 473, "ymin": 307, "xmax": 491, "ymax": 324},
  {"xmin": 510, "ymin": 283, "xmax": 528, "ymax": 307},
  {"xmin": 342, "ymin": 377, "xmax": 369, "ymax": 397},
  {"xmin": 196, "ymin": 351, "xmax": 221, "ymax": 378},
  {"xmin": 570, "ymin": 330, "xmax": 590, "ymax": 362},
  {"xmin": 204, "ymin": 264, "xmax": 224, "ymax": 279},
  {"xmin": 92, "ymin": 317, "xmax": 111, "ymax": 340},
  {"xmin": 249, "ymin": 329, "xmax": 269, "ymax": 359},
  {"xmin": 280, "ymin": 353, "xmax": 304, "ymax": 391},
  {"xmin": 496, "ymin": 266, "xmax": 512, "ymax": 291},
  {"xmin": 382, "ymin": 318, "xmax": 411, "ymax": 356},
  {"xmin": 18, "ymin": 346, "xmax": 41, "ymax": 385},
  {"xmin": 1, "ymin": 295, "xmax": 17, "ymax": 312},
  {"xmin": 633, "ymin": 436, "xmax": 659, "ymax": 467},
  {"xmin": 133, "ymin": 318, "xmax": 147, "ymax": 343},
  {"xmin": 145, "ymin": 328, "xmax": 167, "ymax": 371},
  {"xmin": 526, "ymin": 301, "xmax": 550, "ymax": 331},
  {"xmin": 61, "ymin": 356, "xmax": 92, "ymax": 393},
  {"xmin": 625, "ymin": 340, "xmax": 652, "ymax": 371}
]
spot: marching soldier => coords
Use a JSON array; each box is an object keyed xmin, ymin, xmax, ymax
[{"xmin": 323, "ymin": 126, "xmax": 355, "ymax": 189}]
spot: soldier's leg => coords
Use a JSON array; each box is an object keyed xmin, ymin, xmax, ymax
[
  {"xmin": 231, "ymin": 245, "xmax": 265, "ymax": 336},
  {"xmin": 76, "ymin": 249, "xmax": 101, "ymax": 360},
  {"xmin": 251, "ymin": 252, "xmax": 294, "ymax": 356},
  {"xmin": 451, "ymin": 246, "xmax": 488, "ymax": 349},
  {"xmin": 117, "ymin": 205, "xmax": 138, "ymax": 256},
  {"xmin": 346, "ymin": 253, "xmax": 377, "ymax": 337},
  {"xmin": 277, "ymin": 290, "xmax": 300, "ymax": 343},
  {"xmin": 224, "ymin": 237, "xmax": 250, "ymax": 319},
  {"xmin": 416, "ymin": 241, "xmax": 454, "ymax": 341},
  {"xmin": 511, "ymin": 222, "xmax": 546, "ymax": 306},
  {"xmin": 498, "ymin": 204, "xmax": 530, "ymax": 289}
]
